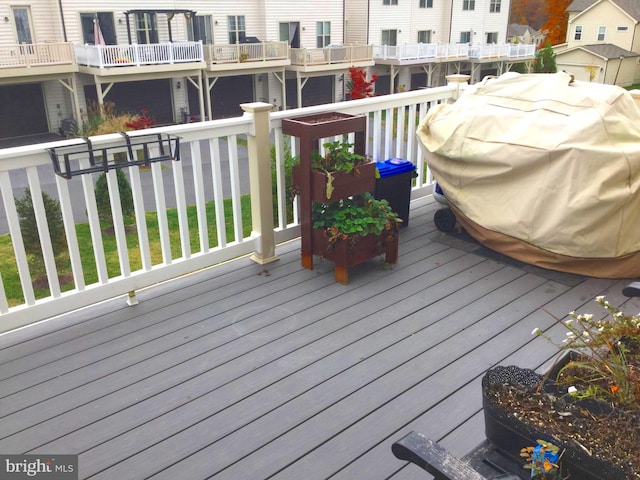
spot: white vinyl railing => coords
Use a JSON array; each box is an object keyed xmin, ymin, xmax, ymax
[
  {"xmin": 0, "ymin": 81, "xmax": 465, "ymax": 333},
  {"xmin": 0, "ymin": 42, "xmax": 75, "ymax": 68},
  {"xmin": 374, "ymin": 43, "xmax": 536, "ymax": 62},
  {"xmin": 74, "ymin": 41, "xmax": 204, "ymax": 68}
]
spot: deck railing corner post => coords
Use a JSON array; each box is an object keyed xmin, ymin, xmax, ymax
[{"xmin": 241, "ymin": 102, "xmax": 279, "ymax": 265}]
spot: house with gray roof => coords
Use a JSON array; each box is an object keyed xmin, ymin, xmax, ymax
[{"xmin": 553, "ymin": 0, "xmax": 640, "ymax": 85}]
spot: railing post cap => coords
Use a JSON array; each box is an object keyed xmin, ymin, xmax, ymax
[
  {"xmin": 446, "ymin": 74, "xmax": 470, "ymax": 84},
  {"xmin": 241, "ymin": 102, "xmax": 274, "ymax": 114}
]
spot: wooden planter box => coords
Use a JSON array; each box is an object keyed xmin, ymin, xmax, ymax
[
  {"xmin": 292, "ymin": 162, "xmax": 376, "ymax": 202},
  {"xmin": 313, "ymin": 228, "xmax": 399, "ymax": 284},
  {"xmin": 281, "ymin": 112, "xmax": 366, "ymax": 139}
]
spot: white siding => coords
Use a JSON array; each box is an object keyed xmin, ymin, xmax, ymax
[{"xmin": 345, "ymin": 0, "xmax": 368, "ymax": 44}]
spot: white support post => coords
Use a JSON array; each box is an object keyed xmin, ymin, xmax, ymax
[
  {"xmin": 445, "ymin": 74, "xmax": 470, "ymax": 102},
  {"xmin": 241, "ymin": 102, "xmax": 279, "ymax": 265}
]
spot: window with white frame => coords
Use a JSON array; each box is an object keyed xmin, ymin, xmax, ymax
[
  {"xmin": 418, "ymin": 30, "xmax": 432, "ymax": 43},
  {"xmin": 135, "ymin": 12, "xmax": 158, "ymax": 44},
  {"xmin": 382, "ymin": 29, "xmax": 398, "ymax": 45},
  {"xmin": 574, "ymin": 25, "xmax": 582, "ymax": 40},
  {"xmin": 228, "ymin": 15, "xmax": 246, "ymax": 44},
  {"xmin": 597, "ymin": 26, "xmax": 606, "ymax": 41},
  {"xmin": 486, "ymin": 32, "xmax": 498, "ymax": 43},
  {"xmin": 419, "ymin": 0, "xmax": 434, "ymax": 7},
  {"xmin": 188, "ymin": 15, "xmax": 213, "ymax": 44},
  {"xmin": 383, "ymin": 0, "xmax": 399, "ymax": 4},
  {"xmin": 463, "ymin": 0, "xmax": 475, "ymax": 10},
  {"xmin": 317, "ymin": 21, "xmax": 331, "ymax": 47},
  {"xmin": 12, "ymin": 7, "xmax": 33, "ymax": 44},
  {"xmin": 460, "ymin": 31, "xmax": 471, "ymax": 43},
  {"xmin": 490, "ymin": 0, "xmax": 501, "ymax": 12}
]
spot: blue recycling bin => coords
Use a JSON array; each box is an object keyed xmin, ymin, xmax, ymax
[{"xmin": 374, "ymin": 158, "xmax": 417, "ymax": 227}]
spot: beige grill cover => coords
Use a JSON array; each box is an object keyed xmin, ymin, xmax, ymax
[{"xmin": 417, "ymin": 72, "xmax": 640, "ymax": 278}]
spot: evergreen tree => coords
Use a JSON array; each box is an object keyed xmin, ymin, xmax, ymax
[
  {"xmin": 94, "ymin": 169, "xmax": 134, "ymax": 225},
  {"xmin": 533, "ymin": 42, "xmax": 557, "ymax": 73}
]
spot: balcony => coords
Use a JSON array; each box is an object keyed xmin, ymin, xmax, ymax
[
  {"xmin": 288, "ymin": 44, "xmax": 374, "ymax": 72},
  {"xmin": 74, "ymin": 41, "xmax": 205, "ymax": 73},
  {"xmin": 374, "ymin": 43, "xmax": 535, "ymax": 65},
  {"xmin": 0, "ymin": 78, "xmax": 630, "ymax": 479},
  {"xmin": 203, "ymin": 41, "xmax": 290, "ymax": 71},
  {"xmin": 0, "ymin": 42, "xmax": 76, "ymax": 78}
]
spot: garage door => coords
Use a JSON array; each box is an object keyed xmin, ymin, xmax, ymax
[
  {"xmin": 0, "ymin": 84, "xmax": 48, "ymax": 138},
  {"xmin": 85, "ymin": 79, "xmax": 173, "ymax": 124},
  {"xmin": 285, "ymin": 76, "xmax": 333, "ymax": 109},
  {"xmin": 209, "ymin": 75, "xmax": 254, "ymax": 119}
]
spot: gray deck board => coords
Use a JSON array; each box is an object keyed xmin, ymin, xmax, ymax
[{"xmin": 0, "ymin": 196, "xmax": 631, "ymax": 480}]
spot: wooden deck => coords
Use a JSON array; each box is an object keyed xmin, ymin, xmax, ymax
[{"xmin": 0, "ymin": 196, "xmax": 635, "ymax": 480}]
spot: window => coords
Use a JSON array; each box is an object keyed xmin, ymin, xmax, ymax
[
  {"xmin": 279, "ymin": 22, "xmax": 300, "ymax": 48},
  {"xmin": 81, "ymin": 13, "xmax": 116, "ymax": 45},
  {"xmin": 382, "ymin": 29, "xmax": 398, "ymax": 46},
  {"xmin": 135, "ymin": 13, "xmax": 158, "ymax": 44},
  {"xmin": 188, "ymin": 15, "xmax": 213, "ymax": 44},
  {"xmin": 463, "ymin": 0, "xmax": 475, "ymax": 10},
  {"xmin": 617, "ymin": 26, "xmax": 629, "ymax": 31},
  {"xmin": 418, "ymin": 30, "xmax": 431, "ymax": 43},
  {"xmin": 574, "ymin": 25, "xmax": 582, "ymax": 40},
  {"xmin": 228, "ymin": 15, "xmax": 246, "ymax": 44},
  {"xmin": 486, "ymin": 32, "xmax": 498, "ymax": 43},
  {"xmin": 317, "ymin": 21, "xmax": 331, "ymax": 48},
  {"xmin": 598, "ymin": 26, "xmax": 606, "ymax": 41},
  {"xmin": 383, "ymin": 0, "xmax": 399, "ymax": 4},
  {"xmin": 490, "ymin": 0, "xmax": 501, "ymax": 12},
  {"xmin": 419, "ymin": 0, "xmax": 434, "ymax": 7},
  {"xmin": 459, "ymin": 31, "xmax": 471, "ymax": 43},
  {"xmin": 12, "ymin": 7, "xmax": 33, "ymax": 44}
]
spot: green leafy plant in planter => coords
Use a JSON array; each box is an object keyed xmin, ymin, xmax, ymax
[
  {"xmin": 311, "ymin": 136, "xmax": 371, "ymax": 200},
  {"xmin": 312, "ymin": 193, "xmax": 401, "ymax": 249}
]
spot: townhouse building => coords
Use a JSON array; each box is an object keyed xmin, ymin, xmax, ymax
[
  {"xmin": 553, "ymin": 0, "xmax": 640, "ymax": 85},
  {"xmin": 1, "ymin": 0, "xmax": 531, "ymax": 145}
]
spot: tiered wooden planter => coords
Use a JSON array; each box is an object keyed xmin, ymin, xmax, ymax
[{"xmin": 282, "ymin": 112, "xmax": 398, "ymax": 284}]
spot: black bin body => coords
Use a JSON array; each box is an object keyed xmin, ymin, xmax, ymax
[{"xmin": 374, "ymin": 158, "xmax": 416, "ymax": 227}]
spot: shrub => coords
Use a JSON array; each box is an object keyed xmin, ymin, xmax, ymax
[
  {"xmin": 15, "ymin": 188, "xmax": 67, "ymax": 268},
  {"xmin": 94, "ymin": 169, "xmax": 135, "ymax": 226}
]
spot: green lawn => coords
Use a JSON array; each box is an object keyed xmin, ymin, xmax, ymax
[{"xmin": 0, "ymin": 196, "xmax": 252, "ymax": 307}]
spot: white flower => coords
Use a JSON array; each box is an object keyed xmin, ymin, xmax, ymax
[
  {"xmin": 566, "ymin": 332, "xmax": 576, "ymax": 338},
  {"xmin": 584, "ymin": 314, "xmax": 593, "ymax": 321},
  {"xmin": 531, "ymin": 328, "xmax": 542, "ymax": 335},
  {"xmin": 582, "ymin": 331, "xmax": 590, "ymax": 337},
  {"xmin": 595, "ymin": 296, "xmax": 605, "ymax": 302},
  {"xmin": 565, "ymin": 319, "xmax": 573, "ymax": 326},
  {"xmin": 568, "ymin": 386, "xmax": 578, "ymax": 395}
]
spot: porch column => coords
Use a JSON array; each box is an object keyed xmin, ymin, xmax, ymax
[{"xmin": 241, "ymin": 102, "xmax": 279, "ymax": 265}]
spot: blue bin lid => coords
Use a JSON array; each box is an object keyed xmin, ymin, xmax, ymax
[{"xmin": 376, "ymin": 158, "xmax": 416, "ymax": 178}]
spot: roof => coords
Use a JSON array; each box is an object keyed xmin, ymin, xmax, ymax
[
  {"xmin": 566, "ymin": 0, "xmax": 640, "ymax": 20},
  {"xmin": 556, "ymin": 43, "xmax": 640, "ymax": 60},
  {"xmin": 507, "ymin": 24, "xmax": 533, "ymax": 37},
  {"xmin": 582, "ymin": 43, "xmax": 640, "ymax": 59}
]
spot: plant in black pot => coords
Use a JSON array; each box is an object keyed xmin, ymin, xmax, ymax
[{"xmin": 483, "ymin": 296, "xmax": 640, "ymax": 480}]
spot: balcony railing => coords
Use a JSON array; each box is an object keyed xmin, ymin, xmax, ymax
[
  {"xmin": 468, "ymin": 44, "xmax": 510, "ymax": 59},
  {"xmin": 374, "ymin": 43, "xmax": 535, "ymax": 61},
  {"xmin": 0, "ymin": 79, "xmax": 467, "ymax": 333},
  {"xmin": 204, "ymin": 41, "xmax": 289, "ymax": 65},
  {"xmin": 0, "ymin": 42, "xmax": 74, "ymax": 68},
  {"xmin": 507, "ymin": 43, "xmax": 536, "ymax": 58},
  {"xmin": 74, "ymin": 41, "xmax": 204, "ymax": 68},
  {"xmin": 290, "ymin": 44, "xmax": 374, "ymax": 66}
]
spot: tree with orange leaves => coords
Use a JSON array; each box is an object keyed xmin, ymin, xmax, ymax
[{"xmin": 541, "ymin": 0, "xmax": 572, "ymax": 46}]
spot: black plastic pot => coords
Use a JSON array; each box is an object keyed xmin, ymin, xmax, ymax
[{"xmin": 482, "ymin": 361, "xmax": 628, "ymax": 480}]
